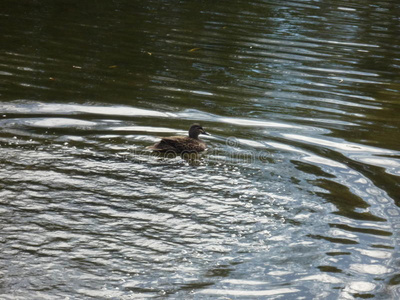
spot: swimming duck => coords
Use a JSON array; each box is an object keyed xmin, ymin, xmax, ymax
[{"xmin": 148, "ymin": 124, "xmax": 209, "ymax": 153}]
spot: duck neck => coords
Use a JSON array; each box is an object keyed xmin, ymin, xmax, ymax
[{"xmin": 189, "ymin": 130, "xmax": 199, "ymax": 139}]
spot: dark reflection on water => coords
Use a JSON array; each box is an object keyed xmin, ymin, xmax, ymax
[{"xmin": 1, "ymin": 0, "xmax": 400, "ymax": 299}]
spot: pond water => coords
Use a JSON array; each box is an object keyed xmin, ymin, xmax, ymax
[{"xmin": 1, "ymin": 0, "xmax": 400, "ymax": 299}]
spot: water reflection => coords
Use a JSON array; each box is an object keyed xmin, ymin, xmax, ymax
[{"xmin": 1, "ymin": 0, "xmax": 400, "ymax": 299}]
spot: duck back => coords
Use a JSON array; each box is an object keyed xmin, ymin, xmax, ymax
[{"xmin": 149, "ymin": 136, "xmax": 206, "ymax": 153}]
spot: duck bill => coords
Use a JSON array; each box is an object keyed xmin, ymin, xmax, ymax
[{"xmin": 201, "ymin": 130, "xmax": 210, "ymax": 135}]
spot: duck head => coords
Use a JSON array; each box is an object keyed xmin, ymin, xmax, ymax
[{"xmin": 189, "ymin": 124, "xmax": 209, "ymax": 139}]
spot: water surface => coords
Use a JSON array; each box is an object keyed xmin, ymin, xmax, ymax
[{"xmin": 1, "ymin": 0, "xmax": 400, "ymax": 299}]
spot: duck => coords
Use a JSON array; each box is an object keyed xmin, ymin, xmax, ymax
[{"xmin": 148, "ymin": 124, "xmax": 209, "ymax": 154}]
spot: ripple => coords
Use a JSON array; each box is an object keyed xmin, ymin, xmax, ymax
[
  {"xmin": 25, "ymin": 118, "xmax": 97, "ymax": 128},
  {"xmin": 350, "ymin": 264, "xmax": 391, "ymax": 275},
  {"xmin": 198, "ymin": 287, "xmax": 300, "ymax": 296},
  {"xmin": 1, "ymin": 102, "xmax": 174, "ymax": 118},
  {"xmin": 1, "ymin": 0, "xmax": 400, "ymax": 299},
  {"xmin": 220, "ymin": 117, "xmax": 299, "ymax": 129},
  {"xmin": 344, "ymin": 281, "xmax": 377, "ymax": 292},
  {"xmin": 298, "ymin": 274, "xmax": 342, "ymax": 284},
  {"xmin": 283, "ymin": 133, "xmax": 396, "ymax": 154}
]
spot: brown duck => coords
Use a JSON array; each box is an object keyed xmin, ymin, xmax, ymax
[{"xmin": 148, "ymin": 124, "xmax": 209, "ymax": 153}]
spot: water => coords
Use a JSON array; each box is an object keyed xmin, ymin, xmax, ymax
[{"xmin": 1, "ymin": 0, "xmax": 400, "ymax": 299}]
